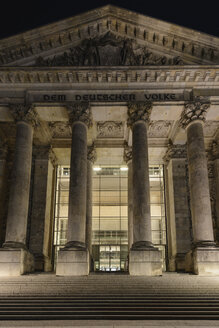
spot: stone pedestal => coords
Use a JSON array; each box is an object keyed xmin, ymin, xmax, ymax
[
  {"xmin": 56, "ymin": 248, "xmax": 89, "ymax": 276},
  {"xmin": 129, "ymin": 248, "xmax": 162, "ymax": 276},
  {"xmin": 0, "ymin": 248, "xmax": 34, "ymax": 276},
  {"xmin": 185, "ymin": 247, "xmax": 219, "ymax": 275}
]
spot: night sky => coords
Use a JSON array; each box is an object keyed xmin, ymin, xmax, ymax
[{"xmin": 0, "ymin": 0, "xmax": 218, "ymax": 40}]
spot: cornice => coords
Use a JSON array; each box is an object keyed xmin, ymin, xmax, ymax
[
  {"xmin": 0, "ymin": 66, "xmax": 218, "ymax": 85},
  {"xmin": 0, "ymin": 6, "xmax": 218, "ymax": 66}
]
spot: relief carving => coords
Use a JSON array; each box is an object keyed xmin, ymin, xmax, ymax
[
  {"xmin": 148, "ymin": 121, "xmax": 172, "ymax": 138},
  {"xmin": 48, "ymin": 122, "xmax": 72, "ymax": 138},
  {"xmin": 97, "ymin": 121, "xmax": 124, "ymax": 138},
  {"xmin": 35, "ymin": 32, "xmax": 184, "ymax": 67}
]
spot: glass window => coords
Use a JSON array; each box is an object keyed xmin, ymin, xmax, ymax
[{"xmin": 53, "ymin": 164, "xmax": 166, "ymax": 271}]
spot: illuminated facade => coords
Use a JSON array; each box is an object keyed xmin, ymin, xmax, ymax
[{"xmin": 0, "ymin": 5, "xmax": 219, "ymax": 276}]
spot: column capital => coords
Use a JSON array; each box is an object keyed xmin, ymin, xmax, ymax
[
  {"xmin": 179, "ymin": 101, "xmax": 210, "ymax": 129},
  {"xmin": 127, "ymin": 102, "xmax": 152, "ymax": 127},
  {"xmin": 67, "ymin": 102, "xmax": 92, "ymax": 128},
  {"xmin": 0, "ymin": 139, "xmax": 8, "ymax": 160},
  {"xmin": 33, "ymin": 145, "xmax": 57, "ymax": 166},
  {"xmin": 163, "ymin": 141, "xmax": 187, "ymax": 164},
  {"xmin": 123, "ymin": 142, "xmax": 132, "ymax": 163},
  {"xmin": 211, "ymin": 140, "xmax": 219, "ymax": 160},
  {"xmin": 87, "ymin": 144, "xmax": 96, "ymax": 163},
  {"xmin": 9, "ymin": 104, "xmax": 39, "ymax": 128}
]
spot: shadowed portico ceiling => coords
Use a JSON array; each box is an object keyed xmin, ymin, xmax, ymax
[{"xmin": 0, "ymin": 5, "xmax": 218, "ymax": 66}]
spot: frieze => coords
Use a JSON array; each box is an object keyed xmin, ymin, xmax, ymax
[
  {"xmin": 35, "ymin": 32, "xmax": 184, "ymax": 67},
  {"xmin": 0, "ymin": 68, "xmax": 218, "ymax": 85},
  {"xmin": 97, "ymin": 121, "xmax": 124, "ymax": 138}
]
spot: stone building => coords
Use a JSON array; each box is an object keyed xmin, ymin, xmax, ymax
[{"xmin": 0, "ymin": 5, "xmax": 219, "ymax": 276}]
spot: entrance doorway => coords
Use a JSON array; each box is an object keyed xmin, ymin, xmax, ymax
[
  {"xmin": 92, "ymin": 166, "xmax": 129, "ymax": 272},
  {"xmin": 99, "ymin": 245, "xmax": 120, "ymax": 271}
]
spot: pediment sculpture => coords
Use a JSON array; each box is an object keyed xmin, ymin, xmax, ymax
[{"xmin": 35, "ymin": 32, "xmax": 184, "ymax": 66}]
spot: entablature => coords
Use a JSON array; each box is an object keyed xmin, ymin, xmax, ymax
[{"xmin": 0, "ymin": 66, "xmax": 218, "ymax": 86}]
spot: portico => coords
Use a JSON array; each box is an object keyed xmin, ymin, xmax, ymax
[{"xmin": 0, "ymin": 5, "xmax": 219, "ymax": 277}]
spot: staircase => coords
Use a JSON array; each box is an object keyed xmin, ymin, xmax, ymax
[{"xmin": 0, "ymin": 273, "xmax": 219, "ymax": 320}]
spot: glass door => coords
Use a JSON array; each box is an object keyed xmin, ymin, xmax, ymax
[{"xmin": 99, "ymin": 245, "xmax": 121, "ymax": 271}]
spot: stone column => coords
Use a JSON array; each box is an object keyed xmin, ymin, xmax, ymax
[
  {"xmin": 180, "ymin": 101, "xmax": 219, "ymax": 275},
  {"xmin": 124, "ymin": 143, "xmax": 133, "ymax": 250},
  {"xmin": 212, "ymin": 141, "xmax": 219, "ymax": 243},
  {"xmin": 0, "ymin": 140, "xmax": 7, "ymax": 246},
  {"xmin": 29, "ymin": 146, "xmax": 57, "ymax": 272},
  {"xmin": 56, "ymin": 102, "xmax": 92, "ymax": 276},
  {"xmin": 163, "ymin": 143, "xmax": 192, "ymax": 272},
  {"xmin": 127, "ymin": 102, "xmax": 162, "ymax": 276},
  {"xmin": 86, "ymin": 144, "xmax": 96, "ymax": 271},
  {"xmin": 0, "ymin": 104, "xmax": 38, "ymax": 276}
]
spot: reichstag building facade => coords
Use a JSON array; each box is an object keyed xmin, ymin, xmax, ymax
[{"xmin": 0, "ymin": 5, "xmax": 219, "ymax": 276}]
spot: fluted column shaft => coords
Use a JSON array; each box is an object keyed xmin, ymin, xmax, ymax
[
  {"xmin": 127, "ymin": 102, "xmax": 153, "ymax": 249},
  {"xmin": 4, "ymin": 105, "xmax": 38, "ymax": 248},
  {"xmin": 128, "ymin": 161, "xmax": 133, "ymax": 250},
  {"xmin": 124, "ymin": 144, "xmax": 133, "ymax": 250},
  {"xmin": 187, "ymin": 121, "xmax": 214, "ymax": 244},
  {"xmin": 180, "ymin": 101, "xmax": 214, "ymax": 246},
  {"xmin": 132, "ymin": 121, "xmax": 152, "ymax": 245},
  {"xmin": 67, "ymin": 122, "xmax": 87, "ymax": 246},
  {"xmin": 86, "ymin": 145, "xmax": 96, "ymax": 255},
  {"xmin": 66, "ymin": 103, "xmax": 92, "ymax": 249}
]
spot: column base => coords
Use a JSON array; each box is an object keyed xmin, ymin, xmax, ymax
[
  {"xmin": 56, "ymin": 248, "xmax": 89, "ymax": 276},
  {"xmin": 129, "ymin": 247, "xmax": 162, "ymax": 276},
  {"xmin": 185, "ymin": 246, "xmax": 219, "ymax": 275},
  {"xmin": 0, "ymin": 248, "xmax": 34, "ymax": 276}
]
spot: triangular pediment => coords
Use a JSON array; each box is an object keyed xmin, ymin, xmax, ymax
[{"xmin": 0, "ymin": 5, "xmax": 218, "ymax": 66}]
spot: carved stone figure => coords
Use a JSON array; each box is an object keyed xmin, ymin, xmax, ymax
[{"xmin": 35, "ymin": 32, "xmax": 184, "ymax": 67}]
